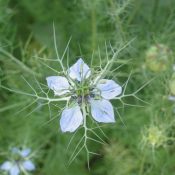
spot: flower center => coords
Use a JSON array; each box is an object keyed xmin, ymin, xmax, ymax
[
  {"xmin": 12, "ymin": 154, "xmax": 22, "ymax": 163},
  {"xmin": 75, "ymin": 86, "xmax": 90, "ymax": 104},
  {"xmin": 70, "ymin": 82, "xmax": 101, "ymax": 105},
  {"xmin": 76, "ymin": 86, "xmax": 90, "ymax": 96}
]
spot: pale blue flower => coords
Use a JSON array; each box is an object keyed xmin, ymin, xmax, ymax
[
  {"xmin": 1, "ymin": 162, "xmax": 20, "ymax": 175},
  {"xmin": 173, "ymin": 64, "xmax": 175, "ymax": 71},
  {"xmin": 60, "ymin": 105, "xmax": 83, "ymax": 132},
  {"xmin": 90, "ymin": 99, "xmax": 115, "ymax": 123},
  {"xmin": 46, "ymin": 58, "xmax": 122, "ymax": 132},
  {"xmin": 0, "ymin": 148, "xmax": 35, "ymax": 175},
  {"xmin": 46, "ymin": 76, "xmax": 70, "ymax": 96},
  {"xmin": 168, "ymin": 95, "xmax": 175, "ymax": 101},
  {"xmin": 68, "ymin": 58, "xmax": 91, "ymax": 81},
  {"xmin": 11, "ymin": 147, "xmax": 31, "ymax": 158},
  {"xmin": 22, "ymin": 160, "xmax": 35, "ymax": 171}
]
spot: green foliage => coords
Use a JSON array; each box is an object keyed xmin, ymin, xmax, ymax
[{"xmin": 1, "ymin": 0, "xmax": 175, "ymax": 175}]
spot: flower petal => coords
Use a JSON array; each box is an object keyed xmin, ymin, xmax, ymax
[
  {"xmin": 60, "ymin": 105, "xmax": 83, "ymax": 132},
  {"xmin": 168, "ymin": 95, "xmax": 175, "ymax": 101},
  {"xmin": 97, "ymin": 79, "xmax": 122, "ymax": 99},
  {"xmin": 90, "ymin": 99, "xmax": 115, "ymax": 123},
  {"xmin": 1, "ymin": 161, "xmax": 12, "ymax": 170},
  {"xmin": 20, "ymin": 148, "xmax": 31, "ymax": 158},
  {"xmin": 11, "ymin": 147, "xmax": 20, "ymax": 154},
  {"xmin": 69, "ymin": 58, "xmax": 91, "ymax": 81},
  {"xmin": 46, "ymin": 76, "xmax": 70, "ymax": 96},
  {"xmin": 22, "ymin": 160, "xmax": 35, "ymax": 171},
  {"xmin": 10, "ymin": 165, "xmax": 20, "ymax": 175}
]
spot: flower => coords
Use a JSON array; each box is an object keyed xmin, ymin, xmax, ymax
[
  {"xmin": 46, "ymin": 58, "xmax": 122, "ymax": 132},
  {"xmin": 145, "ymin": 44, "xmax": 172, "ymax": 72},
  {"xmin": 0, "ymin": 147, "xmax": 35, "ymax": 175},
  {"xmin": 141, "ymin": 124, "xmax": 169, "ymax": 150}
]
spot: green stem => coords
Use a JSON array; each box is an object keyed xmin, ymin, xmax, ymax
[
  {"xmin": 82, "ymin": 103, "xmax": 87, "ymax": 140},
  {"xmin": 139, "ymin": 153, "xmax": 146, "ymax": 175},
  {"xmin": 108, "ymin": 0, "xmax": 125, "ymax": 41},
  {"xmin": 91, "ymin": 3, "xmax": 97, "ymax": 51},
  {"xmin": 82, "ymin": 102, "xmax": 90, "ymax": 169},
  {"xmin": 0, "ymin": 48, "xmax": 39, "ymax": 76}
]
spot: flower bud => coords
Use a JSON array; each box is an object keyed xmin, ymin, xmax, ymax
[
  {"xmin": 145, "ymin": 44, "xmax": 172, "ymax": 72},
  {"xmin": 142, "ymin": 125, "xmax": 167, "ymax": 148}
]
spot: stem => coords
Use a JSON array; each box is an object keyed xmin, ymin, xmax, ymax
[
  {"xmin": 0, "ymin": 48, "xmax": 39, "ymax": 76},
  {"xmin": 108, "ymin": 0, "xmax": 125, "ymax": 41},
  {"xmin": 139, "ymin": 153, "xmax": 146, "ymax": 175},
  {"xmin": 91, "ymin": 2, "xmax": 97, "ymax": 51},
  {"xmin": 82, "ymin": 103, "xmax": 87, "ymax": 144},
  {"xmin": 82, "ymin": 102, "xmax": 90, "ymax": 169}
]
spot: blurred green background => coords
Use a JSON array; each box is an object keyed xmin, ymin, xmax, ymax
[{"xmin": 1, "ymin": 0, "xmax": 175, "ymax": 174}]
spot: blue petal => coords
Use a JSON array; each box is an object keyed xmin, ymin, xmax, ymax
[
  {"xmin": 68, "ymin": 58, "xmax": 91, "ymax": 81},
  {"xmin": 22, "ymin": 160, "xmax": 35, "ymax": 171},
  {"xmin": 10, "ymin": 165, "xmax": 20, "ymax": 175},
  {"xmin": 60, "ymin": 105, "xmax": 83, "ymax": 132},
  {"xmin": 1, "ymin": 161, "xmax": 12, "ymax": 170},
  {"xmin": 168, "ymin": 95, "xmax": 175, "ymax": 101},
  {"xmin": 11, "ymin": 147, "xmax": 20, "ymax": 154},
  {"xmin": 97, "ymin": 79, "xmax": 122, "ymax": 99},
  {"xmin": 90, "ymin": 99, "xmax": 115, "ymax": 123},
  {"xmin": 20, "ymin": 148, "xmax": 31, "ymax": 158},
  {"xmin": 46, "ymin": 76, "xmax": 70, "ymax": 96}
]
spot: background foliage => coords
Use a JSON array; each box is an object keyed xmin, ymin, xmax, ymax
[{"xmin": 0, "ymin": 0, "xmax": 175, "ymax": 174}]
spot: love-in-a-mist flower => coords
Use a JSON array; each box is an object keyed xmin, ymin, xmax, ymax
[
  {"xmin": 0, "ymin": 147, "xmax": 35, "ymax": 175},
  {"xmin": 46, "ymin": 58, "xmax": 122, "ymax": 132}
]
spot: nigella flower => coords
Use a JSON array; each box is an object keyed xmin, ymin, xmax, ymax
[
  {"xmin": 0, "ymin": 147, "xmax": 35, "ymax": 175},
  {"xmin": 168, "ymin": 95, "xmax": 175, "ymax": 101},
  {"xmin": 46, "ymin": 58, "xmax": 122, "ymax": 132}
]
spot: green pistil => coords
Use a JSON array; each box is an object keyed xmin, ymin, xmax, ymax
[
  {"xmin": 12, "ymin": 154, "xmax": 21, "ymax": 162},
  {"xmin": 76, "ymin": 86, "xmax": 90, "ymax": 96}
]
